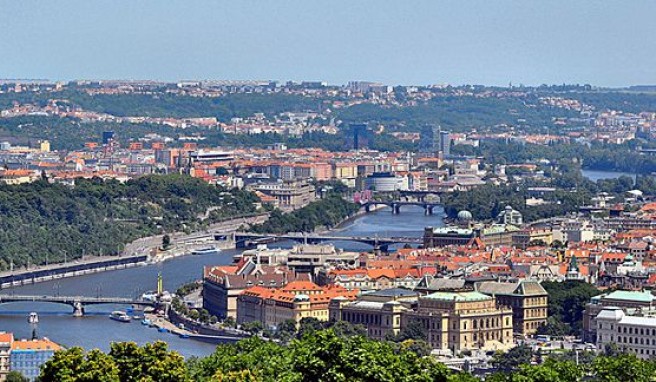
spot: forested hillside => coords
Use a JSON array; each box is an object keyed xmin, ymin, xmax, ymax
[{"xmin": 0, "ymin": 175, "xmax": 259, "ymax": 271}]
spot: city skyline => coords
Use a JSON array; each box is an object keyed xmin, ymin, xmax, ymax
[{"xmin": 2, "ymin": 1, "xmax": 656, "ymax": 87}]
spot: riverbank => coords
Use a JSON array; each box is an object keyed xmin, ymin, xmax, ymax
[{"xmin": 0, "ymin": 213, "xmax": 269, "ymax": 288}]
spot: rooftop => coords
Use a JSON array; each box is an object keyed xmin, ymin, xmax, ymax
[{"xmin": 423, "ymin": 291, "xmax": 492, "ymax": 302}]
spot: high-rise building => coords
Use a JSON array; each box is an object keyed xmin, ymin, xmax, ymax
[
  {"xmin": 439, "ymin": 130, "xmax": 451, "ymax": 157},
  {"xmin": 350, "ymin": 123, "xmax": 371, "ymax": 150},
  {"xmin": 420, "ymin": 126, "xmax": 450, "ymax": 158},
  {"xmin": 102, "ymin": 131, "xmax": 115, "ymax": 145}
]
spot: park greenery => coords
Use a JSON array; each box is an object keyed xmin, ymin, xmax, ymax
[
  {"xmin": 0, "ymin": 174, "xmax": 259, "ymax": 271},
  {"xmin": 248, "ymin": 195, "xmax": 360, "ymax": 234},
  {"xmin": 537, "ymin": 281, "xmax": 603, "ymax": 336},
  {"xmin": 38, "ymin": 328, "xmax": 656, "ymax": 382}
]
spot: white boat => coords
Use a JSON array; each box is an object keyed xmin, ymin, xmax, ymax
[
  {"xmin": 191, "ymin": 247, "xmax": 221, "ymax": 256},
  {"xmin": 109, "ymin": 311, "xmax": 131, "ymax": 323},
  {"xmin": 27, "ymin": 312, "xmax": 39, "ymax": 324}
]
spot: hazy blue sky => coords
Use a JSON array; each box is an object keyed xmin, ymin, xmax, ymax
[{"xmin": 1, "ymin": 1, "xmax": 655, "ymax": 87}]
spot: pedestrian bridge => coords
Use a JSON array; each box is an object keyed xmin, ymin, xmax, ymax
[{"xmin": 0, "ymin": 295, "xmax": 157, "ymax": 316}]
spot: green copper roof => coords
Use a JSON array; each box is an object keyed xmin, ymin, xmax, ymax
[
  {"xmin": 603, "ymin": 290, "xmax": 656, "ymax": 303},
  {"xmin": 423, "ymin": 291, "xmax": 492, "ymax": 302}
]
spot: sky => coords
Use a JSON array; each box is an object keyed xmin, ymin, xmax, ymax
[{"xmin": 1, "ymin": 0, "xmax": 655, "ymax": 87}]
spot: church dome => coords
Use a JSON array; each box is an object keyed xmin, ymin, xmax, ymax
[{"xmin": 457, "ymin": 210, "xmax": 473, "ymax": 221}]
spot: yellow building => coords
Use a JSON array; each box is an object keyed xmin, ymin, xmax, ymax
[
  {"xmin": 39, "ymin": 140, "xmax": 51, "ymax": 152},
  {"xmin": 405, "ymin": 291, "xmax": 514, "ymax": 352},
  {"xmin": 329, "ymin": 289, "xmax": 513, "ymax": 353},
  {"xmin": 475, "ymin": 281, "xmax": 548, "ymax": 336},
  {"xmin": 329, "ymin": 288, "xmax": 419, "ymax": 340},
  {"xmin": 237, "ymin": 281, "xmax": 358, "ymax": 328}
]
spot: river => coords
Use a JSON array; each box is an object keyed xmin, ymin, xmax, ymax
[
  {"xmin": 0, "ymin": 205, "xmax": 444, "ymax": 358},
  {"xmin": 581, "ymin": 169, "xmax": 637, "ymax": 182}
]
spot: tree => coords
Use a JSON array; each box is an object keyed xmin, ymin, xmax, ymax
[
  {"xmin": 40, "ymin": 347, "xmax": 119, "ymax": 382},
  {"xmin": 536, "ymin": 316, "xmax": 571, "ymax": 337},
  {"xmin": 593, "ymin": 354, "xmax": 656, "ymax": 382},
  {"xmin": 223, "ymin": 316, "xmax": 237, "ymax": 328},
  {"xmin": 5, "ymin": 371, "xmax": 28, "ymax": 382},
  {"xmin": 297, "ymin": 317, "xmax": 323, "ymax": 338},
  {"xmin": 241, "ymin": 321, "xmax": 264, "ymax": 335},
  {"xmin": 162, "ymin": 234, "xmax": 172, "ymax": 250},
  {"xmin": 326, "ymin": 320, "xmax": 367, "ymax": 338},
  {"xmin": 541, "ymin": 280, "xmax": 601, "ymax": 335},
  {"xmin": 394, "ymin": 319, "xmax": 427, "ymax": 342},
  {"xmin": 275, "ymin": 319, "xmax": 298, "ymax": 342},
  {"xmin": 491, "ymin": 344, "xmax": 533, "ymax": 372}
]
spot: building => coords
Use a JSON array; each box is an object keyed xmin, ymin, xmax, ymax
[
  {"xmin": 0, "ymin": 333, "xmax": 12, "ymax": 382},
  {"xmin": 202, "ymin": 258, "xmax": 311, "ymax": 319},
  {"xmin": 329, "ymin": 288, "xmax": 420, "ymax": 340},
  {"xmin": 423, "ymin": 225, "xmax": 517, "ymax": 248},
  {"xmin": 497, "ymin": 205, "xmax": 523, "ymax": 226},
  {"xmin": 475, "ymin": 281, "xmax": 548, "ymax": 336},
  {"xmin": 583, "ymin": 290, "xmax": 656, "ymax": 342},
  {"xmin": 189, "ymin": 150, "xmax": 234, "ymax": 163},
  {"xmin": 439, "ymin": 130, "xmax": 451, "ymax": 157},
  {"xmin": 364, "ymin": 172, "xmax": 408, "ymax": 192},
  {"xmin": 318, "ymin": 268, "xmax": 426, "ymax": 292},
  {"xmin": 102, "ymin": 131, "xmax": 115, "ymax": 145},
  {"xmin": 285, "ymin": 244, "xmax": 360, "ymax": 275},
  {"xmin": 10, "ymin": 338, "xmax": 61, "ymax": 381},
  {"xmin": 596, "ymin": 307, "xmax": 656, "ymax": 359},
  {"xmin": 403, "ymin": 291, "xmax": 514, "ymax": 352},
  {"xmin": 512, "ymin": 228, "xmax": 553, "ymax": 249},
  {"xmin": 421, "ymin": 126, "xmax": 450, "ymax": 158},
  {"xmin": 247, "ymin": 180, "xmax": 316, "ymax": 211},
  {"xmin": 350, "ymin": 123, "xmax": 371, "ymax": 150},
  {"xmin": 330, "ymin": 289, "xmax": 513, "ymax": 353},
  {"xmin": 237, "ymin": 281, "xmax": 358, "ymax": 327}
]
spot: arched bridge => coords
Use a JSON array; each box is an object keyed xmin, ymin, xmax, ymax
[
  {"xmin": 0, "ymin": 295, "xmax": 157, "ymax": 317},
  {"xmin": 234, "ymin": 232, "xmax": 422, "ymax": 251},
  {"xmin": 360, "ymin": 201, "xmax": 443, "ymax": 215}
]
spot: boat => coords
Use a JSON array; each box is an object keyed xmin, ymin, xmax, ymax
[
  {"xmin": 27, "ymin": 312, "xmax": 39, "ymax": 324},
  {"xmin": 157, "ymin": 327, "xmax": 169, "ymax": 333},
  {"xmin": 109, "ymin": 311, "xmax": 131, "ymax": 323},
  {"xmin": 191, "ymin": 246, "xmax": 221, "ymax": 256},
  {"xmin": 179, "ymin": 333, "xmax": 190, "ymax": 339}
]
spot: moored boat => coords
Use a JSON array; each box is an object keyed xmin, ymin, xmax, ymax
[
  {"xmin": 191, "ymin": 247, "xmax": 221, "ymax": 256},
  {"xmin": 27, "ymin": 312, "xmax": 39, "ymax": 324},
  {"xmin": 109, "ymin": 311, "xmax": 131, "ymax": 323}
]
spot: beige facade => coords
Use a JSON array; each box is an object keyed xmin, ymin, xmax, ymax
[
  {"xmin": 406, "ymin": 291, "xmax": 514, "ymax": 352},
  {"xmin": 329, "ymin": 289, "xmax": 513, "ymax": 353},
  {"xmin": 247, "ymin": 180, "xmax": 315, "ymax": 210},
  {"xmin": 475, "ymin": 281, "xmax": 548, "ymax": 336},
  {"xmin": 237, "ymin": 281, "xmax": 358, "ymax": 328}
]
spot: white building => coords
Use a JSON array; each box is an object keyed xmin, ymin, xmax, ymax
[{"xmin": 596, "ymin": 307, "xmax": 656, "ymax": 359}]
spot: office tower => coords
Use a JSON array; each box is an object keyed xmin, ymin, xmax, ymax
[
  {"xmin": 102, "ymin": 131, "xmax": 115, "ymax": 145},
  {"xmin": 351, "ymin": 123, "xmax": 370, "ymax": 150}
]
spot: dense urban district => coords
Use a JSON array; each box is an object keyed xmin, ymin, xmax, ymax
[{"xmin": 4, "ymin": 80, "xmax": 656, "ymax": 381}]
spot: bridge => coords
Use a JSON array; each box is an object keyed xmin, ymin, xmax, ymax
[
  {"xmin": 233, "ymin": 232, "xmax": 422, "ymax": 252},
  {"xmin": 0, "ymin": 295, "xmax": 157, "ymax": 317},
  {"xmin": 360, "ymin": 200, "xmax": 443, "ymax": 215}
]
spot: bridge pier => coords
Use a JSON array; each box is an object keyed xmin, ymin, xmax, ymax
[
  {"xmin": 73, "ymin": 302, "xmax": 85, "ymax": 317},
  {"xmin": 425, "ymin": 205, "xmax": 434, "ymax": 215}
]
